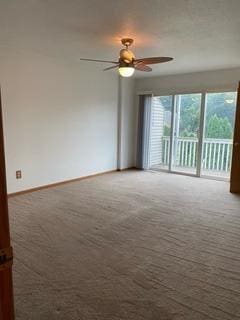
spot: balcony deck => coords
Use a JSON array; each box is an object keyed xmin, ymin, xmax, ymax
[
  {"xmin": 150, "ymin": 136, "xmax": 232, "ymax": 180},
  {"xmin": 151, "ymin": 164, "xmax": 230, "ymax": 179}
]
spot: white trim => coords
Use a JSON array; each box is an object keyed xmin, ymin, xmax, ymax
[
  {"xmin": 197, "ymin": 92, "xmax": 206, "ymax": 177},
  {"xmin": 205, "ymin": 88, "xmax": 238, "ymax": 93},
  {"xmin": 146, "ymin": 87, "xmax": 238, "ymax": 98}
]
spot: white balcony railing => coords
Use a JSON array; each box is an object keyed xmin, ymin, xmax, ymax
[{"xmin": 162, "ymin": 136, "xmax": 233, "ymax": 172}]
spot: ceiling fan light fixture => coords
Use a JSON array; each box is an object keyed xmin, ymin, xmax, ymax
[
  {"xmin": 118, "ymin": 66, "xmax": 135, "ymax": 77},
  {"xmin": 118, "ymin": 61, "xmax": 135, "ymax": 77}
]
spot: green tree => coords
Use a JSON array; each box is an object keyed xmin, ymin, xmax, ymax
[
  {"xmin": 163, "ymin": 125, "xmax": 171, "ymax": 136},
  {"xmin": 206, "ymin": 115, "xmax": 233, "ymax": 139},
  {"xmin": 206, "ymin": 93, "xmax": 236, "ymax": 126},
  {"xmin": 179, "ymin": 94, "xmax": 201, "ymax": 137},
  {"xmin": 158, "ymin": 92, "xmax": 236, "ymax": 139}
]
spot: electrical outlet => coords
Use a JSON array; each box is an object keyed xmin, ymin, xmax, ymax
[{"xmin": 16, "ymin": 170, "xmax": 22, "ymax": 179}]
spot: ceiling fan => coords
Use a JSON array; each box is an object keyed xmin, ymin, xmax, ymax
[{"xmin": 80, "ymin": 38, "xmax": 173, "ymax": 77}]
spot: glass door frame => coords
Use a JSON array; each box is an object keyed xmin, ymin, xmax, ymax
[
  {"xmin": 152, "ymin": 90, "xmax": 236, "ymax": 181},
  {"xmin": 199, "ymin": 90, "xmax": 236, "ymax": 181}
]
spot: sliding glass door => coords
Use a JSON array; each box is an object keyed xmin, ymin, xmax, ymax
[
  {"xmin": 172, "ymin": 94, "xmax": 201, "ymax": 175},
  {"xmin": 201, "ymin": 92, "xmax": 237, "ymax": 179},
  {"xmin": 149, "ymin": 91, "xmax": 237, "ymax": 180}
]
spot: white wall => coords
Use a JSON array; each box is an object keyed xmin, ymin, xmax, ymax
[
  {"xmin": 136, "ymin": 68, "xmax": 240, "ymax": 95},
  {"xmin": 0, "ymin": 47, "xmax": 119, "ymax": 193},
  {"xmin": 118, "ymin": 77, "xmax": 137, "ymax": 170}
]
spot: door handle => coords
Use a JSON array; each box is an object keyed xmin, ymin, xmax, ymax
[{"xmin": 234, "ymin": 142, "xmax": 240, "ymax": 147}]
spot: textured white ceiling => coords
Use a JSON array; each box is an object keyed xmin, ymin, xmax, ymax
[{"xmin": 0, "ymin": 0, "xmax": 240, "ymax": 78}]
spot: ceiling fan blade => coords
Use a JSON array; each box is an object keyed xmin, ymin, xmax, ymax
[
  {"xmin": 103, "ymin": 65, "xmax": 119, "ymax": 71},
  {"xmin": 135, "ymin": 63, "xmax": 152, "ymax": 72},
  {"xmin": 80, "ymin": 58, "xmax": 118, "ymax": 64},
  {"xmin": 135, "ymin": 57, "xmax": 173, "ymax": 65}
]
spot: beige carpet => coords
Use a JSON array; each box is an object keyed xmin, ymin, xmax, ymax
[{"xmin": 8, "ymin": 170, "xmax": 240, "ymax": 320}]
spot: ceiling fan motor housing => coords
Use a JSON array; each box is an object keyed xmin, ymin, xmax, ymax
[
  {"xmin": 119, "ymin": 49, "xmax": 135, "ymax": 63},
  {"xmin": 118, "ymin": 60, "xmax": 134, "ymax": 68}
]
